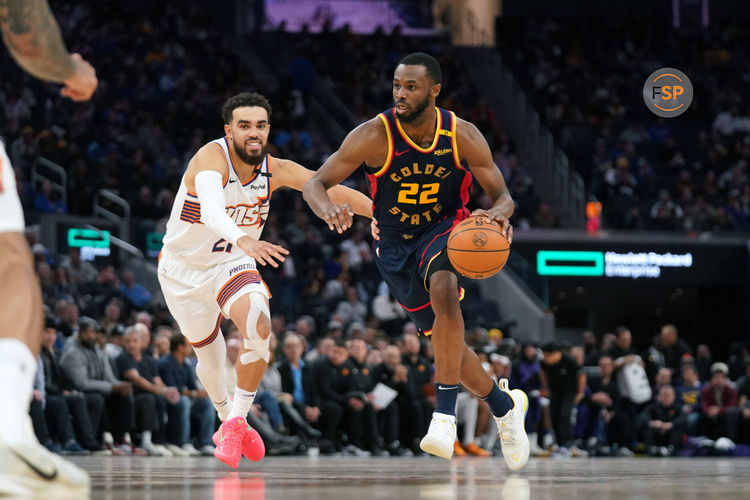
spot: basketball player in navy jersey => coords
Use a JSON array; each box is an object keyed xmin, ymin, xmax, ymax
[
  {"xmin": 0, "ymin": 0, "xmax": 96, "ymax": 495},
  {"xmin": 304, "ymin": 52, "xmax": 529, "ymax": 469}
]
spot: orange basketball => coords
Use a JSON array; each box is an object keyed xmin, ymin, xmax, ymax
[{"xmin": 446, "ymin": 216, "xmax": 510, "ymax": 279}]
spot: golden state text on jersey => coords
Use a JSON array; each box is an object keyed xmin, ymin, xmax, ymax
[{"xmin": 365, "ymin": 107, "xmax": 472, "ymax": 238}]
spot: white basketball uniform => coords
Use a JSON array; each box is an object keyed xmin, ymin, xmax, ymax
[
  {"xmin": 0, "ymin": 141, "xmax": 25, "ymax": 234},
  {"xmin": 158, "ymin": 138, "xmax": 272, "ymax": 347}
]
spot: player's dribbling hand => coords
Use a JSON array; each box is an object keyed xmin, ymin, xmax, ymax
[
  {"xmin": 61, "ymin": 53, "xmax": 98, "ymax": 102},
  {"xmin": 237, "ymin": 236, "xmax": 289, "ymax": 267},
  {"xmin": 471, "ymin": 208, "xmax": 513, "ymax": 243},
  {"xmin": 370, "ymin": 218, "xmax": 380, "ymax": 241},
  {"xmin": 321, "ymin": 203, "xmax": 354, "ymax": 234}
]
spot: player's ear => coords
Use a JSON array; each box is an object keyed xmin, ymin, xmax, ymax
[
  {"xmin": 431, "ymin": 83, "xmax": 441, "ymax": 98},
  {"xmin": 224, "ymin": 123, "xmax": 232, "ymax": 138}
]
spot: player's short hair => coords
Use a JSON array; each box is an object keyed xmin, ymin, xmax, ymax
[
  {"xmin": 221, "ymin": 92, "xmax": 272, "ymax": 125},
  {"xmin": 170, "ymin": 333, "xmax": 188, "ymax": 353},
  {"xmin": 398, "ymin": 52, "xmax": 442, "ymax": 84}
]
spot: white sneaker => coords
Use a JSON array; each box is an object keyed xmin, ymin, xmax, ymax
[
  {"xmin": 419, "ymin": 412, "xmax": 457, "ymax": 460},
  {"xmin": 495, "ymin": 379, "xmax": 530, "ymax": 471},
  {"xmin": 141, "ymin": 442, "xmax": 160, "ymax": 456},
  {"xmin": 153, "ymin": 444, "xmax": 173, "ymax": 457},
  {"xmin": 0, "ymin": 418, "xmax": 90, "ymax": 498},
  {"xmin": 165, "ymin": 444, "xmax": 190, "ymax": 457},
  {"xmin": 181, "ymin": 443, "xmax": 201, "ymax": 456},
  {"xmin": 199, "ymin": 444, "xmax": 215, "ymax": 456}
]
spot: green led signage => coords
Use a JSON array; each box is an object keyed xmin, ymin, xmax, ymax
[
  {"xmin": 67, "ymin": 228, "xmax": 110, "ymax": 248},
  {"xmin": 537, "ymin": 250, "xmax": 604, "ymax": 276}
]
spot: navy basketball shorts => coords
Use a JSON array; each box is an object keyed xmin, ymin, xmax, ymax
[{"xmin": 373, "ymin": 216, "xmax": 466, "ymax": 335}]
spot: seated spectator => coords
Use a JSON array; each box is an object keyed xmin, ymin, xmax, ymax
[
  {"xmin": 278, "ymin": 334, "xmax": 326, "ymax": 442},
  {"xmin": 119, "ymin": 269, "xmax": 153, "ymax": 312},
  {"xmin": 41, "ymin": 318, "xmax": 104, "ymax": 453},
  {"xmin": 29, "ymin": 355, "xmax": 87, "ymax": 455},
  {"xmin": 115, "ymin": 326, "xmax": 181, "ymax": 456},
  {"xmin": 304, "ymin": 336, "xmax": 334, "ymax": 364},
  {"xmin": 660, "ymin": 324, "xmax": 692, "ymax": 375},
  {"xmin": 346, "ymin": 339, "xmax": 385, "ymax": 455},
  {"xmin": 676, "ymin": 364, "xmax": 703, "ymax": 435},
  {"xmin": 642, "ymin": 385, "xmax": 685, "ymax": 456},
  {"xmin": 510, "ymin": 344, "xmax": 545, "ymax": 453},
  {"xmin": 700, "ymin": 363, "xmax": 740, "ymax": 442},
  {"xmin": 371, "ymin": 345, "xmax": 415, "ymax": 455},
  {"xmin": 584, "ymin": 355, "xmax": 629, "ymax": 455},
  {"xmin": 157, "ymin": 334, "xmax": 215, "ymax": 456},
  {"xmin": 313, "ymin": 339, "xmax": 353, "ymax": 454},
  {"xmin": 400, "ymin": 333, "xmax": 433, "ymax": 453},
  {"xmin": 59, "ymin": 317, "xmax": 137, "ymax": 454},
  {"xmin": 372, "ymin": 292, "xmax": 406, "ymax": 339}
]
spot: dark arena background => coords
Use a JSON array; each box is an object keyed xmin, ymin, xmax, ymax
[{"xmin": 4, "ymin": 0, "xmax": 750, "ymax": 498}]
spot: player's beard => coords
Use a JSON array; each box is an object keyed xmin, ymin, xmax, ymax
[
  {"xmin": 396, "ymin": 94, "xmax": 431, "ymax": 124},
  {"xmin": 233, "ymin": 139, "xmax": 267, "ymax": 167}
]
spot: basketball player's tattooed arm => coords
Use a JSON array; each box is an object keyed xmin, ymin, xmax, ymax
[
  {"xmin": 303, "ymin": 118, "xmax": 387, "ymax": 233},
  {"xmin": 271, "ymin": 158, "xmax": 373, "ymax": 223},
  {"xmin": 0, "ymin": 0, "xmax": 97, "ymax": 101},
  {"xmin": 456, "ymin": 118, "xmax": 515, "ymax": 243}
]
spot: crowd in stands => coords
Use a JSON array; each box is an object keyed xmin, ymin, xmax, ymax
[{"xmin": 496, "ymin": 15, "xmax": 750, "ymax": 232}]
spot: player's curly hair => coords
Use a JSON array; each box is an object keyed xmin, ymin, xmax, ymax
[{"xmin": 221, "ymin": 92, "xmax": 272, "ymax": 124}]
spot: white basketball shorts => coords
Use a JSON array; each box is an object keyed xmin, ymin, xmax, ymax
[{"xmin": 157, "ymin": 250, "xmax": 270, "ymax": 347}]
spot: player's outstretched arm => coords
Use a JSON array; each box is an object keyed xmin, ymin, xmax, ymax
[
  {"xmin": 0, "ymin": 0, "xmax": 97, "ymax": 101},
  {"xmin": 185, "ymin": 146, "xmax": 288, "ymax": 267},
  {"xmin": 457, "ymin": 118, "xmax": 515, "ymax": 243},
  {"xmin": 271, "ymin": 157, "xmax": 373, "ymax": 223},
  {"xmin": 303, "ymin": 118, "xmax": 387, "ymax": 233}
]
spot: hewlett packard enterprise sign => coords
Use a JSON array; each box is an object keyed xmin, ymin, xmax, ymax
[{"xmin": 537, "ymin": 250, "xmax": 693, "ymax": 279}]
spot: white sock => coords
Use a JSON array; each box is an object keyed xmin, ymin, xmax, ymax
[
  {"xmin": 193, "ymin": 335, "xmax": 230, "ymax": 417},
  {"xmin": 214, "ymin": 397, "xmax": 232, "ymax": 421},
  {"xmin": 142, "ymin": 430, "xmax": 153, "ymax": 447},
  {"xmin": 0, "ymin": 339, "xmax": 37, "ymax": 446},
  {"xmin": 226, "ymin": 387, "xmax": 256, "ymax": 422}
]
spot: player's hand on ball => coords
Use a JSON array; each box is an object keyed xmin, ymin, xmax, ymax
[
  {"xmin": 322, "ymin": 203, "xmax": 354, "ymax": 233},
  {"xmin": 237, "ymin": 236, "xmax": 289, "ymax": 268},
  {"xmin": 471, "ymin": 208, "xmax": 513, "ymax": 243},
  {"xmin": 370, "ymin": 218, "xmax": 380, "ymax": 241}
]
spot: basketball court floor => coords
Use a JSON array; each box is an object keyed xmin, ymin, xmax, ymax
[{"xmin": 70, "ymin": 455, "xmax": 750, "ymax": 499}]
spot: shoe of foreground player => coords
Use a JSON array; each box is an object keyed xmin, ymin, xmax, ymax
[
  {"xmin": 213, "ymin": 418, "xmax": 266, "ymax": 466},
  {"xmin": 419, "ymin": 412, "xmax": 457, "ymax": 460},
  {"xmin": 495, "ymin": 379, "xmax": 530, "ymax": 471},
  {"xmin": 0, "ymin": 418, "xmax": 90, "ymax": 498}
]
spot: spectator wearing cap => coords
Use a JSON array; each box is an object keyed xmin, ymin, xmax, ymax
[
  {"xmin": 41, "ymin": 317, "xmax": 104, "ymax": 452},
  {"xmin": 700, "ymin": 362, "xmax": 740, "ymax": 442},
  {"xmin": 326, "ymin": 320, "xmax": 344, "ymax": 339},
  {"xmin": 540, "ymin": 343, "xmax": 586, "ymax": 452},
  {"xmin": 59, "ymin": 317, "xmax": 136, "ymax": 452}
]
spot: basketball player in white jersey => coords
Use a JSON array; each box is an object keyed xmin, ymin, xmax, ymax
[
  {"xmin": 0, "ymin": 0, "xmax": 97, "ymax": 496},
  {"xmin": 158, "ymin": 92, "xmax": 372, "ymax": 468}
]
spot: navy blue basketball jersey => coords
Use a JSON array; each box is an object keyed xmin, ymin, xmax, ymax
[{"xmin": 364, "ymin": 107, "xmax": 473, "ymax": 239}]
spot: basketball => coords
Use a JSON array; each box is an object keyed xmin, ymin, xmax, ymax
[{"xmin": 446, "ymin": 216, "xmax": 510, "ymax": 279}]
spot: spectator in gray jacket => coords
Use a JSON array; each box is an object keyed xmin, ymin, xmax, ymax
[{"xmin": 60, "ymin": 317, "xmax": 135, "ymax": 451}]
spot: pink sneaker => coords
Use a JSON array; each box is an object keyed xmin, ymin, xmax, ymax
[
  {"xmin": 213, "ymin": 417, "xmax": 246, "ymax": 468},
  {"xmin": 212, "ymin": 423, "xmax": 266, "ymax": 462}
]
